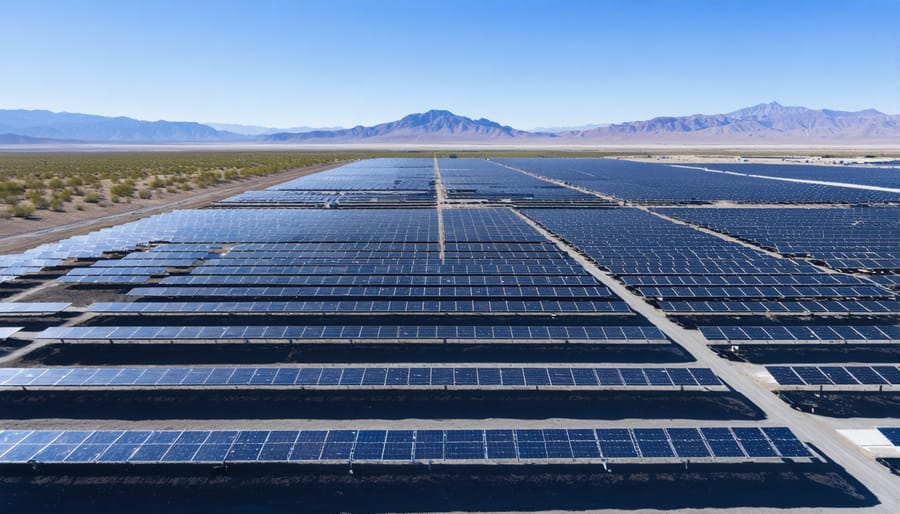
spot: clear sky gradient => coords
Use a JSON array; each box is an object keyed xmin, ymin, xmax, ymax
[{"xmin": 1, "ymin": 0, "xmax": 897, "ymax": 129}]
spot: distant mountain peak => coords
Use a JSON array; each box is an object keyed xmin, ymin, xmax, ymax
[
  {"xmin": 266, "ymin": 109, "xmax": 539, "ymax": 142},
  {"xmin": 728, "ymin": 101, "xmax": 809, "ymax": 118},
  {"xmin": 396, "ymin": 110, "xmax": 506, "ymax": 129},
  {"xmin": 420, "ymin": 109, "xmax": 454, "ymax": 117}
]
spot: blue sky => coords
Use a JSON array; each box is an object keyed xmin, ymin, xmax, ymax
[{"xmin": 1, "ymin": 0, "xmax": 897, "ymax": 129}]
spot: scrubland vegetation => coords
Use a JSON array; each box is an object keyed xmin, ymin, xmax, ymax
[{"xmin": 0, "ymin": 152, "xmax": 358, "ymax": 218}]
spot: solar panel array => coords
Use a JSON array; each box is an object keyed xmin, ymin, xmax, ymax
[
  {"xmin": 5, "ymin": 157, "xmax": 862, "ymax": 494},
  {"xmin": 524, "ymin": 209, "xmax": 896, "ymax": 310},
  {"xmin": 222, "ymin": 158, "xmax": 437, "ymax": 206},
  {"xmin": 33, "ymin": 203, "xmax": 680, "ymax": 345},
  {"xmin": 497, "ymin": 158, "xmax": 899, "ymax": 204},
  {"xmin": 438, "ymin": 158, "xmax": 593, "ymax": 203},
  {"xmin": 0, "ymin": 426, "xmax": 810, "ymax": 464},
  {"xmin": 657, "ymin": 207, "xmax": 900, "ymax": 274}
]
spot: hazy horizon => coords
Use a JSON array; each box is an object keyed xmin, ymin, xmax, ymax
[
  {"xmin": 6, "ymin": 100, "xmax": 898, "ymax": 135},
  {"xmin": 1, "ymin": 0, "xmax": 897, "ymax": 129}
]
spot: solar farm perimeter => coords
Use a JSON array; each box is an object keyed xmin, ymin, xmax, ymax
[{"xmin": 0, "ymin": 157, "xmax": 898, "ymax": 512}]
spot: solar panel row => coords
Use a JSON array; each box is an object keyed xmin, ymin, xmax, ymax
[
  {"xmin": 767, "ymin": 365, "xmax": 900, "ymax": 386},
  {"xmin": 67, "ymin": 266, "xmax": 173, "ymax": 275},
  {"xmin": 88, "ymin": 259, "xmax": 199, "ymax": 267},
  {"xmin": 184, "ymin": 264, "xmax": 589, "ymax": 276},
  {"xmin": 210, "ymin": 250, "xmax": 559, "ymax": 259},
  {"xmin": 160, "ymin": 274, "xmax": 600, "ymax": 286},
  {"xmin": 0, "ymin": 366, "xmax": 722, "ymax": 388},
  {"xmin": 231, "ymin": 242, "xmax": 438, "ymax": 252},
  {"xmin": 203, "ymin": 256, "xmax": 572, "ymax": 265},
  {"xmin": 621, "ymin": 274, "xmax": 871, "ymax": 287},
  {"xmin": 58, "ymin": 275, "xmax": 152, "ymax": 285},
  {"xmin": 121, "ymin": 250, "xmax": 216, "ymax": 260},
  {"xmin": 37, "ymin": 325, "xmax": 667, "ymax": 342},
  {"xmin": 221, "ymin": 190, "xmax": 437, "ymax": 207},
  {"xmin": 661, "ymin": 300, "xmax": 898, "ymax": 315},
  {"xmin": 0, "ymin": 426, "xmax": 810, "ymax": 464},
  {"xmin": 88, "ymin": 300, "xmax": 633, "ymax": 314},
  {"xmin": 701, "ymin": 325, "xmax": 899, "ymax": 342},
  {"xmin": 126, "ymin": 285, "xmax": 616, "ymax": 299},
  {"xmin": 639, "ymin": 285, "xmax": 892, "ymax": 300},
  {"xmin": 0, "ymin": 302, "xmax": 71, "ymax": 314}
]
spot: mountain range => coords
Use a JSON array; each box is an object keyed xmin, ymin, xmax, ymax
[
  {"xmin": 560, "ymin": 103, "xmax": 900, "ymax": 143},
  {"xmin": 0, "ymin": 109, "xmax": 242, "ymax": 143},
  {"xmin": 204, "ymin": 122, "xmax": 346, "ymax": 136},
  {"xmin": 1, "ymin": 102, "xmax": 898, "ymax": 145}
]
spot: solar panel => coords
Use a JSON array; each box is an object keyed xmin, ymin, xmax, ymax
[
  {"xmin": 732, "ymin": 428, "xmax": 780, "ymax": 458},
  {"xmin": 666, "ymin": 428, "xmax": 711, "ymax": 458},
  {"xmin": 846, "ymin": 367, "xmax": 889, "ymax": 385},
  {"xmin": 767, "ymin": 366, "xmax": 805, "ymax": 386},
  {"xmin": 597, "ymin": 429, "xmax": 638, "ymax": 458}
]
